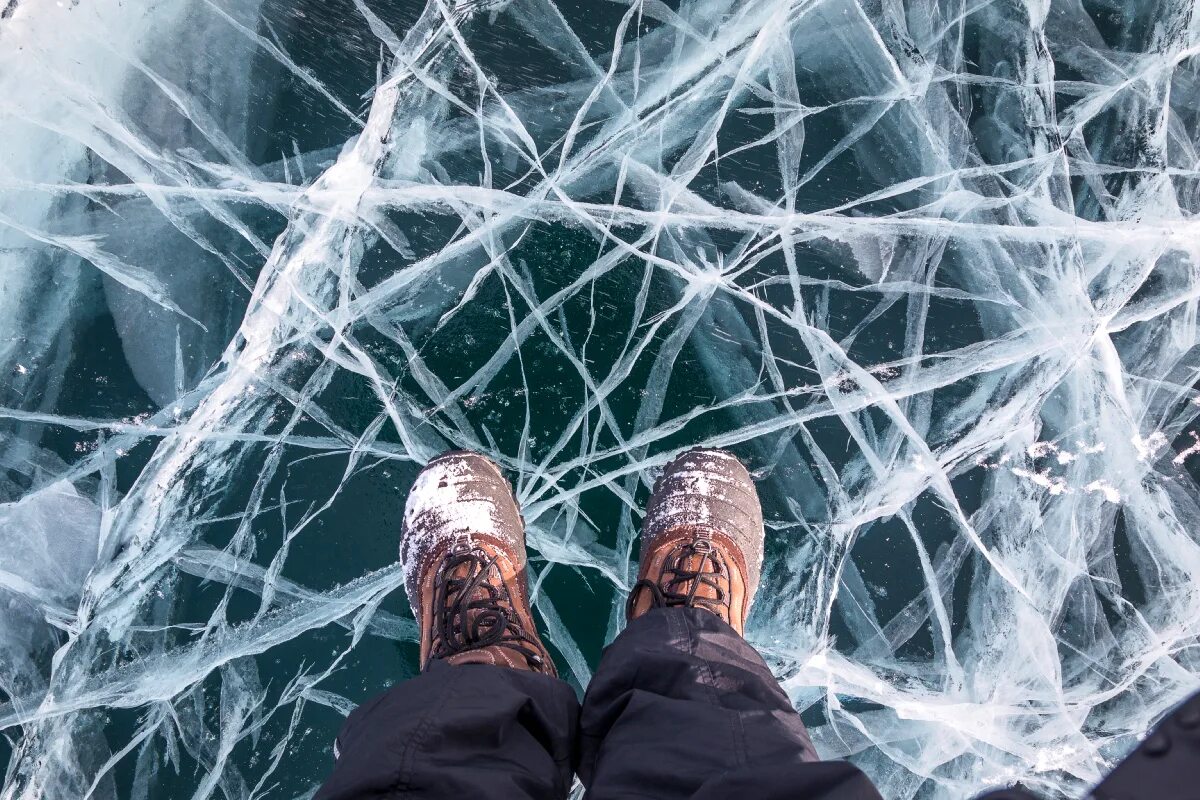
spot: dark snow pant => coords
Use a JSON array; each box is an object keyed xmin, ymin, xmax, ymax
[
  {"xmin": 314, "ymin": 606, "xmax": 883, "ymax": 799},
  {"xmin": 976, "ymin": 689, "xmax": 1200, "ymax": 800},
  {"xmin": 314, "ymin": 604, "xmax": 1200, "ymax": 799}
]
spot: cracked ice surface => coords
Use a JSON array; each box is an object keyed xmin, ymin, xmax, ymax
[{"xmin": 2, "ymin": 0, "xmax": 1200, "ymax": 796}]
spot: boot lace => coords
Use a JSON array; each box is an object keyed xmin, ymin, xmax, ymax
[
  {"xmin": 626, "ymin": 538, "xmax": 732, "ymax": 619},
  {"xmin": 429, "ymin": 545, "xmax": 550, "ymax": 673}
]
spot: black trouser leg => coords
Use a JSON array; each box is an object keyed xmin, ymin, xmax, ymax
[
  {"xmin": 314, "ymin": 659, "xmax": 579, "ymax": 800},
  {"xmin": 315, "ymin": 614, "xmax": 1199, "ymax": 800},
  {"xmin": 577, "ymin": 607, "xmax": 884, "ymax": 800},
  {"xmin": 973, "ymin": 690, "xmax": 1200, "ymax": 800}
]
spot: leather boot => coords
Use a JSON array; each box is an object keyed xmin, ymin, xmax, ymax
[
  {"xmin": 401, "ymin": 450, "xmax": 555, "ymax": 675},
  {"xmin": 627, "ymin": 448, "xmax": 765, "ymax": 635}
]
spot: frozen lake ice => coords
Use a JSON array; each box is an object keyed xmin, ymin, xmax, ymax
[{"xmin": 1, "ymin": 0, "xmax": 1199, "ymax": 797}]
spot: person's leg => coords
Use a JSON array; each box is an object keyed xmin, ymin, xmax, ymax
[
  {"xmin": 578, "ymin": 606, "xmax": 880, "ymax": 800},
  {"xmin": 316, "ymin": 661, "xmax": 577, "ymax": 799},
  {"xmin": 971, "ymin": 690, "xmax": 1200, "ymax": 798},
  {"xmin": 1083, "ymin": 689, "xmax": 1200, "ymax": 800},
  {"xmin": 316, "ymin": 451, "xmax": 578, "ymax": 800},
  {"xmin": 578, "ymin": 449, "xmax": 882, "ymax": 800}
]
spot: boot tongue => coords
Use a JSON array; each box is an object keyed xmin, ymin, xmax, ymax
[
  {"xmin": 442, "ymin": 550, "xmax": 510, "ymax": 641},
  {"xmin": 672, "ymin": 544, "xmax": 724, "ymax": 614},
  {"xmin": 675, "ymin": 547, "xmax": 727, "ymax": 605},
  {"xmin": 429, "ymin": 547, "xmax": 552, "ymax": 675}
]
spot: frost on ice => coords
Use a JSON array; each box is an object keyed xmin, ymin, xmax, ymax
[{"xmin": 1, "ymin": 0, "xmax": 1200, "ymax": 797}]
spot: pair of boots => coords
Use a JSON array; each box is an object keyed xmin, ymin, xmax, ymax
[{"xmin": 401, "ymin": 448, "xmax": 764, "ymax": 676}]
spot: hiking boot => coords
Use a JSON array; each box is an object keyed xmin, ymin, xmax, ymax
[
  {"xmin": 627, "ymin": 448, "xmax": 764, "ymax": 635},
  {"xmin": 401, "ymin": 450, "xmax": 555, "ymax": 675}
]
